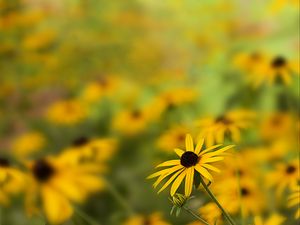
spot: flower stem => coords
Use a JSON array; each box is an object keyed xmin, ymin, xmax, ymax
[
  {"xmin": 183, "ymin": 206, "xmax": 210, "ymax": 225},
  {"xmin": 199, "ymin": 176, "xmax": 236, "ymax": 225},
  {"xmin": 104, "ymin": 178, "xmax": 135, "ymax": 216},
  {"xmin": 74, "ymin": 207, "xmax": 101, "ymax": 225}
]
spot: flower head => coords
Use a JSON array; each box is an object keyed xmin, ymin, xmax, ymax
[{"xmin": 148, "ymin": 134, "xmax": 234, "ymax": 197}]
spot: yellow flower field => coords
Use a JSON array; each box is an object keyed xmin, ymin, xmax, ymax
[{"xmin": 0, "ymin": 0, "xmax": 299, "ymax": 225}]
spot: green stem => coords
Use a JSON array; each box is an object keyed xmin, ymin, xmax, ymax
[
  {"xmin": 74, "ymin": 207, "xmax": 101, "ymax": 225},
  {"xmin": 199, "ymin": 176, "xmax": 236, "ymax": 225},
  {"xmin": 183, "ymin": 206, "xmax": 210, "ymax": 225},
  {"xmin": 104, "ymin": 178, "xmax": 135, "ymax": 216}
]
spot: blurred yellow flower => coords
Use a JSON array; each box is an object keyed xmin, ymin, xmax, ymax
[
  {"xmin": 22, "ymin": 30, "xmax": 56, "ymax": 50},
  {"xmin": 267, "ymin": 160, "xmax": 299, "ymax": 196},
  {"xmin": 0, "ymin": 158, "xmax": 25, "ymax": 205},
  {"xmin": 46, "ymin": 99, "xmax": 87, "ymax": 125},
  {"xmin": 11, "ymin": 131, "xmax": 45, "ymax": 158},
  {"xmin": 26, "ymin": 156, "xmax": 104, "ymax": 224},
  {"xmin": 197, "ymin": 110, "xmax": 255, "ymax": 146},
  {"xmin": 288, "ymin": 184, "xmax": 300, "ymax": 219},
  {"xmin": 156, "ymin": 125, "xmax": 189, "ymax": 152},
  {"xmin": 123, "ymin": 212, "xmax": 170, "ymax": 225},
  {"xmin": 253, "ymin": 213, "xmax": 285, "ymax": 225},
  {"xmin": 148, "ymin": 134, "xmax": 234, "ymax": 196}
]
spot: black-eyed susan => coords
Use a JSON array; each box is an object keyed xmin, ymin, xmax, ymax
[
  {"xmin": 45, "ymin": 99, "xmax": 87, "ymax": 125},
  {"xmin": 11, "ymin": 131, "xmax": 45, "ymax": 158},
  {"xmin": 267, "ymin": 160, "xmax": 299, "ymax": 196},
  {"xmin": 197, "ymin": 110, "xmax": 255, "ymax": 146},
  {"xmin": 25, "ymin": 155, "xmax": 104, "ymax": 224},
  {"xmin": 148, "ymin": 134, "xmax": 234, "ymax": 197},
  {"xmin": 287, "ymin": 184, "xmax": 300, "ymax": 219},
  {"xmin": 123, "ymin": 212, "xmax": 171, "ymax": 225},
  {"xmin": 0, "ymin": 157, "xmax": 25, "ymax": 205},
  {"xmin": 253, "ymin": 214, "xmax": 285, "ymax": 225},
  {"xmin": 112, "ymin": 108, "xmax": 150, "ymax": 136}
]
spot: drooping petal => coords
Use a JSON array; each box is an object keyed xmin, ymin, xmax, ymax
[
  {"xmin": 147, "ymin": 165, "xmax": 182, "ymax": 179},
  {"xmin": 170, "ymin": 170, "xmax": 187, "ymax": 196},
  {"xmin": 153, "ymin": 165, "xmax": 184, "ymax": 188},
  {"xmin": 184, "ymin": 168, "xmax": 194, "ymax": 197},
  {"xmin": 195, "ymin": 165, "xmax": 213, "ymax": 181},
  {"xmin": 157, "ymin": 169, "xmax": 184, "ymax": 194},
  {"xmin": 185, "ymin": 134, "xmax": 194, "ymax": 152}
]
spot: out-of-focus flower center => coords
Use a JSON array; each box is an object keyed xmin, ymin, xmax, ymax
[
  {"xmin": 271, "ymin": 56, "xmax": 286, "ymax": 68},
  {"xmin": 180, "ymin": 151, "xmax": 199, "ymax": 168},
  {"xmin": 0, "ymin": 157, "xmax": 10, "ymax": 167},
  {"xmin": 215, "ymin": 115, "xmax": 232, "ymax": 125},
  {"xmin": 72, "ymin": 136, "xmax": 89, "ymax": 146},
  {"xmin": 286, "ymin": 165, "xmax": 296, "ymax": 174},
  {"xmin": 32, "ymin": 159, "xmax": 55, "ymax": 182},
  {"xmin": 131, "ymin": 110, "xmax": 142, "ymax": 119},
  {"xmin": 241, "ymin": 187, "xmax": 250, "ymax": 196},
  {"xmin": 143, "ymin": 217, "xmax": 151, "ymax": 225}
]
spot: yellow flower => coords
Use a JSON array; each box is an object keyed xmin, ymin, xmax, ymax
[
  {"xmin": 148, "ymin": 134, "xmax": 234, "ymax": 197},
  {"xmin": 11, "ymin": 131, "xmax": 45, "ymax": 158},
  {"xmin": 112, "ymin": 108, "xmax": 150, "ymax": 136},
  {"xmin": 197, "ymin": 110, "xmax": 255, "ymax": 146},
  {"xmin": 198, "ymin": 202, "xmax": 222, "ymax": 225},
  {"xmin": 156, "ymin": 125, "xmax": 189, "ymax": 152},
  {"xmin": 267, "ymin": 160, "xmax": 299, "ymax": 196},
  {"xmin": 253, "ymin": 214, "xmax": 285, "ymax": 225},
  {"xmin": 123, "ymin": 212, "xmax": 171, "ymax": 225},
  {"xmin": 233, "ymin": 52, "xmax": 267, "ymax": 74},
  {"xmin": 25, "ymin": 156, "xmax": 104, "ymax": 224},
  {"xmin": 0, "ymin": 158, "xmax": 25, "ymax": 205},
  {"xmin": 22, "ymin": 30, "xmax": 56, "ymax": 50},
  {"xmin": 288, "ymin": 184, "xmax": 300, "ymax": 219},
  {"xmin": 46, "ymin": 99, "xmax": 87, "ymax": 125}
]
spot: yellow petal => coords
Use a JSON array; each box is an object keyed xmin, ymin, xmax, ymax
[
  {"xmin": 185, "ymin": 168, "xmax": 194, "ymax": 196},
  {"xmin": 195, "ymin": 165, "xmax": 213, "ymax": 181},
  {"xmin": 195, "ymin": 138, "xmax": 204, "ymax": 155},
  {"xmin": 170, "ymin": 170, "xmax": 187, "ymax": 196},
  {"xmin": 199, "ymin": 144, "xmax": 222, "ymax": 156},
  {"xmin": 153, "ymin": 165, "xmax": 183, "ymax": 188},
  {"xmin": 202, "ymin": 164, "xmax": 220, "ymax": 173},
  {"xmin": 202, "ymin": 156, "xmax": 224, "ymax": 163},
  {"xmin": 156, "ymin": 160, "xmax": 180, "ymax": 168},
  {"xmin": 174, "ymin": 148, "xmax": 184, "ymax": 157},
  {"xmin": 147, "ymin": 165, "xmax": 182, "ymax": 179},
  {"xmin": 185, "ymin": 134, "xmax": 194, "ymax": 152},
  {"xmin": 157, "ymin": 169, "xmax": 184, "ymax": 194},
  {"xmin": 41, "ymin": 185, "xmax": 73, "ymax": 224}
]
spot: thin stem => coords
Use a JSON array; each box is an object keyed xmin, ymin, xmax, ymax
[
  {"xmin": 74, "ymin": 207, "xmax": 101, "ymax": 225},
  {"xmin": 199, "ymin": 176, "xmax": 236, "ymax": 225},
  {"xmin": 103, "ymin": 178, "xmax": 135, "ymax": 216},
  {"xmin": 183, "ymin": 206, "xmax": 210, "ymax": 225}
]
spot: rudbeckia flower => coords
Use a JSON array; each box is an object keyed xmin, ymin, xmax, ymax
[
  {"xmin": 123, "ymin": 212, "xmax": 170, "ymax": 225},
  {"xmin": 0, "ymin": 158, "xmax": 25, "ymax": 205},
  {"xmin": 25, "ymin": 156, "xmax": 104, "ymax": 224},
  {"xmin": 267, "ymin": 160, "xmax": 299, "ymax": 196},
  {"xmin": 197, "ymin": 110, "xmax": 255, "ymax": 146},
  {"xmin": 46, "ymin": 99, "xmax": 87, "ymax": 125},
  {"xmin": 147, "ymin": 134, "xmax": 234, "ymax": 197}
]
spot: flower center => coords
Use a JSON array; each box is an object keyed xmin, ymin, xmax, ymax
[
  {"xmin": 215, "ymin": 115, "xmax": 232, "ymax": 125},
  {"xmin": 32, "ymin": 159, "xmax": 55, "ymax": 182},
  {"xmin": 143, "ymin": 218, "xmax": 151, "ymax": 225},
  {"xmin": 180, "ymin": 151, "xmax": 199, "ymax": 168},
  {"xmin": 286, "ymin": 165, "xmax": 296, "ymax": 174},
  {"xmin": 271, "ymin": 56, "xmax": 286, "ymax": 68},
  {"xmin": 241, "ymin": 187, "xmax": 250, "ymax": 196},
  {"xmin": 0, "ymin": 157, "xmax": 10, "ymax": 167},
  {"xmin": 131, "ymin": 110, "xmax": 142, "ymax": 119},
  {"xmin": 72, "ymin": 136, "xmax": 89, "ymax": 147}
]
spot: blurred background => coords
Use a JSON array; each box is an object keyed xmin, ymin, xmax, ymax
[{"xmin": 0, "ymin": 0, "xmax": 299, "ymax": 225}]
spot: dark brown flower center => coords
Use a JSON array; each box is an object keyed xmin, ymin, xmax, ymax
[
  {"xmin": 177, "ymin": 134, "xmax": 185, "ymax": 142},
  {"xmin": 72, "ymin": 136, "xmax": 89, "ymax": 147},
  {"xmin": 143, "ymin": 217, "xmax": 151, "ymax": 225},
  {"xmin": 241, "ymin": 187, "xmax": 250, "ymax": 196},
  {"xmin": 215, "ymin": 115, "xmax": 232, "ymax": 125},
  {"xmin": 286, "ymin": 165, "xmax": 296, "ymax": 174},
  {"xmin": 131, "ymin": 110, "xmax": 142, "ymax": 119},
  {"xmin": 0, "ymin": 157, "xmax": 10, "ymax": 167},
  {"xmin": 271, "ymin": 56, "xmax": 286, "ymax": 68},
  {"xmin": 180, "ymin": 151, "xmax": 199, "ymax": 168},
  {"xmin": 32, "ymin": 159, "xmax": 55, "ymax": 182}
]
